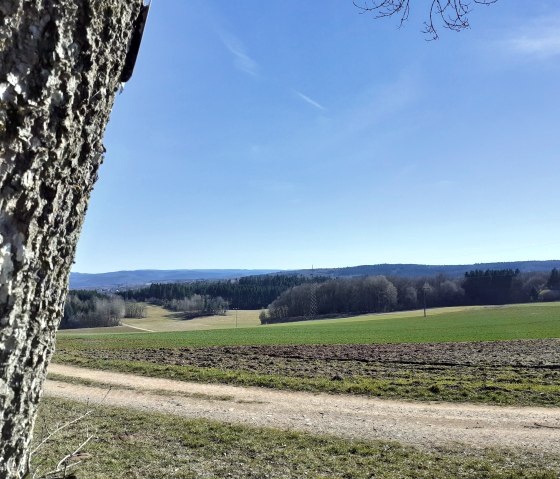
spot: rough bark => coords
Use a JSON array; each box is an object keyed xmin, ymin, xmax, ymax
[{"xmin": 0, "ymin": 1, "xmax": 142, "ymax": 476}]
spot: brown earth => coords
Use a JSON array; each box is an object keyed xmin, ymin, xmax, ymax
[
  {"xmin": 58, "ymin": 340, "xmax": 560, "ymax": 393},
  {"xmin": 60, "ymin": 338, "xmax": 560, "ymax": 368}
]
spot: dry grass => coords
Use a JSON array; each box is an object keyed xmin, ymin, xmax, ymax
[
  {"xmin": 122, "ymin": 305, "xmax": 261, "ymax": 332},
  {"xmin": 58, "ymin": 305, "xmax": 262, "ymax": 335}
]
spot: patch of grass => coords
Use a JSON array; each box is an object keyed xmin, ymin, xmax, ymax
[
  {"xmin": 48, "ymin": 373, "xmax": 235, "ymax": 402},
  {"xmin": 32, "ymin": 397, "xmax": 559, "ymax": 478},
  {"xmin": 56, "ymin": 303, "xmax": 560, "ymax": 349},
  {"xmin": 57, "ymin": 325, "xmax": 142, "ymax": 335},
  {"xmin": 47, "ymin": 373, "xmax": 135, "ymax": 391}
]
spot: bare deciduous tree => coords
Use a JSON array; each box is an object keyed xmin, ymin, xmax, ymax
[
  {"xmin": 124, "ymin": 300, "xmax": 147, "ymax": 319},
  {"xmin": 354, "ymin": 0, "xmax": 498, "ymax": 39}
]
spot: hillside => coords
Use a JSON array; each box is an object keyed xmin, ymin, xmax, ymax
[
  {"xmin": 69, "ymin": 269, "xmax": 280, "ymax": 290},
  {"xmin": 290, "ymin": 260, "xmax": 560, "ymax": 279},
  {"xmin": 70, "ymin": 260, "xmax": 560, "ymax": 290}
]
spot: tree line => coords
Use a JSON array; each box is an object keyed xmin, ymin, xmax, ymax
[
  {"xmin": 261, "ymin": 276, "xmax": 398, "ymax": 322},
  {"xmin": 62, "ymin": 290, "xmax": 146, "ymax": 329},
  {"xmin": 116, "ymin": 268, "xmax": 560, "ymax": 324},
  {"xmin": 260, "ymin": 269, "xmax": 560, "ymax": 323},
  {"xmin": 119, "ymin": 274, "xmax": 329, "ymax": 309},
  {"xmin": 64, "ymin": 268, "xmax": 560, "ymax": 328},
  {"xmin": 62, "ymin": 289, "xmax": 229, "ymax": 327},
  {"xmin": 164, "ymin": 294, "xmax": 229, "ymax": 318}
]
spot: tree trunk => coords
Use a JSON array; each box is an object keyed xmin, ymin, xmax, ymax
[{"xmin": 0, "ymin": 1, "xmax": 142, "ymax": 476}]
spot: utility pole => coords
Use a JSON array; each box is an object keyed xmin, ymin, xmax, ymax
[
  {"xmin": 307, "ymin": 265, "xmax": 317, "ymax": 320},
  {"xmin": 422, "ymin": 283, "xmax": 429, "ymax": 318}
]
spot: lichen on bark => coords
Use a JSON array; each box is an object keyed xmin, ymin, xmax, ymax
[{"xmin": 0, "ymin": 1, "xmax": 143, "ymax": 476}]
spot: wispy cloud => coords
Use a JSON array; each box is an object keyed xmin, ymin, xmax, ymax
[
  {"xmin": 509, "ymin": 33, "xmax": 560, "ymax": 58},
  {"xmin": 503, "ymin": 17, "xmax": 560, "ymax": 59},
  {"xmin": 220, "ymin": 32, "xmax": 259, "ymax": 76},
  {"xmin": 293, "ymin": 90, "xmax": 326, "ymax": 111}
]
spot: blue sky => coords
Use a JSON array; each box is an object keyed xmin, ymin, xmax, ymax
[{"xmin": 73, "ymin": 0, "xmax": 560, "ymax": 273}]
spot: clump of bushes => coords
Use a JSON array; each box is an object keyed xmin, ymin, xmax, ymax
[
  {"xmin": 62, "ymin": 291, "xmax": 125, "ymax": 329},
  {"xmin": 124, "ymin": 301, "xmax": 147, "ymax": 318},
  {"xmin": 164, "ymin": 294, "xmax": 228, "ymax": 318}
]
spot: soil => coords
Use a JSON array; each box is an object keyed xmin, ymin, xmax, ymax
[
  {"xmin": 46, "ymin": 364, "xmax": 560, "ymax": 454},
  {"xmin": 58, "ymin": 339, "xmax": 560, "ymax": 389}
]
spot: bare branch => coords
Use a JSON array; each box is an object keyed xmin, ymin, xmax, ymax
[
  {"xmin": 30, "ymin": 389, "xmax": 113, "ymax": 478},
  {"xmin": 354, "ymin": 0, "xmax": 498, "ymax": 39},
  {"xmin": 56, "ymin": 435, "xmax": 94, "ymax": 472},
  {"xmin": 29, "ymin": 411, "xmax": 93, "ymax": 458}
]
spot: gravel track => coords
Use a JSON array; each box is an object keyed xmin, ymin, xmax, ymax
[{"xmin": 46, "ymin": 364, "xmax": 560, "ymax": 454}]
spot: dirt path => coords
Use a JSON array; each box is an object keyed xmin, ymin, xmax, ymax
[
  {"xmin": 119, "ymin": 322, "xmax": 154, "ymax": 332},
  {"xmin": 46, "ymin": 364, "xmax": 560, "ymax": 454}
]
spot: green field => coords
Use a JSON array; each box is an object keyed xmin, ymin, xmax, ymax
[
  {"xmin": 60, "ymin": 304, "xmax": 485, "ymax": 336},
  {"xmin": 57, "ymin": 303, "xmax": 560, "ymax": 349}
]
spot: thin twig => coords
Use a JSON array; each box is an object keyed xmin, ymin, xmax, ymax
[
  {"xmin": 56, "ymin": 435, "xmax": 94, "ymax": 470},
  {"xmin": 30, "ymin": 387, "xmax": 113, "ymax": 477},
  {"xmin": 355, "ymin": 0, "xmax": 498, "ymax": 39},
  {"xmin": 30, "ymin": 410, "xmax": 93, "ymax": 457},
  {"xmin": 37, "ymin": 458, "xmax": 83, "ymax": 479}
]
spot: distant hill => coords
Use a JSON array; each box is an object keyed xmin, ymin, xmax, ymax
[
  {"xmin": 69, "ymin": 269, "xmax": 280, "ymax": 290},
  {"xmin": 70, "ymin": 260, "xmax": 560, "ymax": 290},
  {"xmin": 289, "ymin": 260, "xmax": 560, "ymax": 279}
]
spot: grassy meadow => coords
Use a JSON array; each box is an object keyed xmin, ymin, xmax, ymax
[
  {"xmin": 122, "ymin": 305, "xmax": 262, "ymax": 332},
  {"xmin": 58, "ymin": 304, "xmax": 262, "ymax": 335},
  {"xmin": 57, "ymin": 303, "xmax": 560, "ymax": 349}
]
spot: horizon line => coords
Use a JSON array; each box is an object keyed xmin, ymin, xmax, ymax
[{"xmin": 70, "ymin": 259, "xmax": 560, "ymax": 275}]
